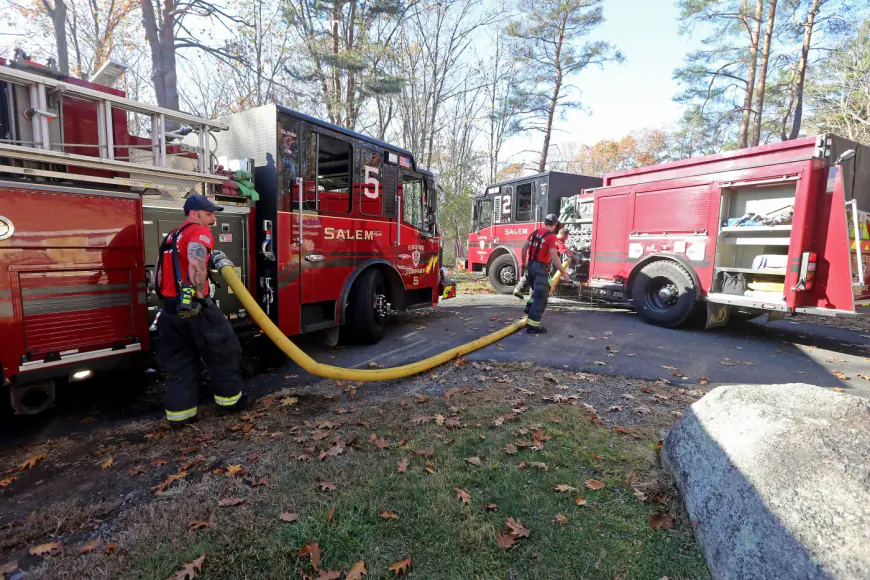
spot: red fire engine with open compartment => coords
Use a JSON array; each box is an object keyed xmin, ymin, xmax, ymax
[
  {"xmin": 0, "ymin": 54, "xmax": 451, "ymax": 414},
  {"xmin": 464, "ymin": 137, "xmax": 869, "ymax": 327}
]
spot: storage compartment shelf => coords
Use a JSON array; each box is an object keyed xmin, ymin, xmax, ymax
[
  {"xmin": 721, "ymin": 237, "xmax": 791, "ymax": 246},
  {"xmin": 715, "ymin": 266, "xmax": 786, "ymax": 276},
  {"xmin": 720, "ymin": 225, "xmax": 792, "ymax": 233}
]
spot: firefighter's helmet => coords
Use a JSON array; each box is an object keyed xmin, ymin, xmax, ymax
[{"xmin": 544, "ymin": 213, "xmax": 558, "ymax": 225}]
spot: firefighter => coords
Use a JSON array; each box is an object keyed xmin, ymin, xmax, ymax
[
  {"xmin": 513, "ymin": 225, "xmax": 574, "ymax": 300},
  {"xmin": 155, "ymin": 195, "xmax": 247, "ymax": 427},
  {"xmin": 520, "ymin": 214, "xmax": 570, "ymax": 334}
]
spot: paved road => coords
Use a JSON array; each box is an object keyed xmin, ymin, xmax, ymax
[
  {"xmin": 2, "ymin": 294, "xmax": 868, "ymax": 448},
  {"xmin": 301, "ymin": 294, "xmax": 870, "ymax": 397}
]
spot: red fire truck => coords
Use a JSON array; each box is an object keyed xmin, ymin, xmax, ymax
[
  {"xmin": 465, "ymin": 136, "xmax": 870, "ymax": 327},
  {"xmin": 0, "ymin": 54, "xmax": 450, "ymax": 414},
  {"xmin": 464, "ymin": 172, "xmax": 601, "ymax": 293}
]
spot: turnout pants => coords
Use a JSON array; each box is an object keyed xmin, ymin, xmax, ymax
[
  {"xmin": 156, "ymin": 303, "xmax": 243, "ymax": 422},
  {"xmin": 525, "ymin": 261, "xmax": 550, "ymax": 328}
]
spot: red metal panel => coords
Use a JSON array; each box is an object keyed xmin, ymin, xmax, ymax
[
  {"xmin": 604, "ymin": 137, "xmax": 819, "ymax": 187},
  {"xmin": 0, "ymin": 187, "xmax": 145, "ymax": 381},
  {"xmin": 589, "ymin": 192, "xmax": 629, "ymax": 280},
  {"xmin": 632, "ymin": 186, "xmax": 709, "ymax": 234},
  {"xmin": 806, "ymin": 167, "xmax": 858, "ymax": 310}
]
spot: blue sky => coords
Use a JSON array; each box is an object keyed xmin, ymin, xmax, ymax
[{"xmin": 502, "ymin": 0, "xmax": 706, "ymax": 166}]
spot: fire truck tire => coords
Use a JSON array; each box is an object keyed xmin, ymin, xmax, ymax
[
  {"xmin": 632, "ymin": 260, "xmax": 698, "ymax": 328},
  {"xmin": 489, "ymin": 254, "xmax": 517, "ymax": 294},
  {"xmin": 348, "ymin": 269, "xmax": 387, "ymax": 344}
]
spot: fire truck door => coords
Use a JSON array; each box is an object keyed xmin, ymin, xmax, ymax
[{"xmin": 397, "ymin": 170, "xmax": 439, "ymax": 304}]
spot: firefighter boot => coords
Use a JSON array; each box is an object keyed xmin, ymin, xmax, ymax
[
  {"xmin": 513, "ymin": 287, "xmax": 524, "ymax": 300},
  {"xmin": 217, "ymin": 392, "xmax": 250, "ymax": 415},
  {"xmin": 526, "ymin": 325, "xmax": 548, "ymax": 334}
]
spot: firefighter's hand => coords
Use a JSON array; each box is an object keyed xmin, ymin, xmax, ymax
[
  {"xmin": 178, "ymin": 301, "xmax": 202, "ymax": 319},
  {"xmin": 209, "ymin": 250, "xmax": 233, "ymax": 270}
]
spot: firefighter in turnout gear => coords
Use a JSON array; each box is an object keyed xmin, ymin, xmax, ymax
[
  {"xmin": 520, "ymin": 214, "xmax": 570, "ymax": 334},
  {"xmin": 155, "ymin": 195, "xmax": 247, "ymax": 427}
]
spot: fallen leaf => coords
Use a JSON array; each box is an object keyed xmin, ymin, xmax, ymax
[
  {"xmin": 635, "ymin": 406, "xmax": 651, "ymax": 415},
  {"xmin": 833, "ymin": 387, "xmax": 845, "ymax": 392},
  {"xmin": 484, "ymin": 503, "xmax": 499, "ymax": 512},
  {"xmin": 414, "ymin": 447, "xmax": 434, "ymax": 458},
  {"xmin": 218, "ymin": 497, "xmax": 245, "ymax": 507},
  {"xmin": 493, "ymin": 416, "xmax": 505, "ymax": 427},
  {"xmin": 719, "ymin": 361, "xmax": 735, "ymax": 366},
  {"xmin": 526, "ymin": 461, "xmax": 548, "ymax": 471},
  {"xmin": 0, "ymin": 476, "xmax": 18, "ymax": 487},
  {"xmin": 411, "ymin": 415, "xmax": 433, "ymax": 425},
  {"xmin": 279, "ymin": 512, "xmax": 299, "ymax": 523},
  {"xmin": 649, "ymin": 513, "xmax": 674, "ymax": 530},
  {"xmin": 388, "ymin": 556, "xmax": 412, "ymax": 576},
  {"xmin": 634, "ymin": 488, "xmax": 648, "ymax": 502},
  {"xmin": 435, "ymin": 414, "xmax": 446, "ymax": 426},
  {"xmin": 575, "ymin": 496, "xmax": 587, "ymax": 505},
  {"xmin": 0, "ymin": 561, "xmax": 17, "ymax": 575},
  {"xmin": 226, "ymin": 464, "xmax": 247, "ymax": 478},
  {"xmin": 79, "ymin": 538, "xmax": 101, "ymax": 554},
  {"xmin": 170, "ymin": 554, "xmax": 205, "ymax": 580},
  {"xmin": 347, "ymin": 561, "xmax": 367, "ymax": 580},
  {"xmin": 280, "ymin": 396, "xmax": 299, "ymax": 407},
  {"xmin": 465, "ymin": 456, "xmax": 482, "ymax": 467},
  {"xmin": 374, "ymin": 437, "xmax": 390, "ymax": 449},
  {"xmin": 608, "ymin": 405, "xmax": 623, "ymax": 412},
  {"xmin": 104, "ymin": 543, "xmax": 118, "ymax": 554},
  {"xmin": 317, "ymin": 481, "xmax": 337, "ymax": 492},
  {"xmin": 188, "ymin": 513, "xmax": 215, "ymax": 532},
  {"xmin": 368, "ymin": 361, "xmax": 384, "ymax": 368},
  {"xmin": 506, "ymin": 516, "xmax": 530, "ymax": 538},
  {"xmin": 554, "ymin": 513, "xmax": 568, "ymax": 525},
  {"xmin": 503, "ymin": 443, "xmax": 517, "ymax": 455},
  {"xmin": 554, "ymin": 484, "xmax": 579, "ymax": 493},
  {"xmin": 699, "ymin": 377, "xmax": 710, "ymax": 385},
  {"xmin": 152, "ymin": 458, "xmax": 169, "ymax": 467},
  {"xmin": 29, "ymin": 541, "xmax": 63, "ymax": 557},
  {"xmin": 424, "ymin": 464, "xmax": 436, "ymax": 474},
  {"xmin": 298, "ymin": 540, "xmax": 321, "ymax": 570},
  {"xmin": 19, "ymin": 453, "xmax": 47, "ymax": 470},
  {"xmin": 832, "ymin": 370, "xmax": 850, "ymax": 380},
  {"xmin": 397, "ymin": 458, "xmax": 409, "ymax": 473},
  {"xmin": 586, "ymin": 479, "xmax": 605, "ymax": 491},
  {"xmin": 593, "ymin": 361, "xmax": 607, "ymax": 366},
  {"xmin": 151, "ymin": 471, "xmax": 189, "ymax": 494},
  {"xmin": 453, "ymin": 488, "xmax": 471, "ymax": 504},
  {"xmin": 496, "ymin": 530, "xmax": 517, "ymax": 549},
  {"xmin": 380, "ymin": 510, "xmax": 399, "ymax": 519}
]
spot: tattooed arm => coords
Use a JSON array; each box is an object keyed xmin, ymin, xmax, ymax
[{"xmin": 187, "ymin": 242, "xmax": 209, "ymax": 298}]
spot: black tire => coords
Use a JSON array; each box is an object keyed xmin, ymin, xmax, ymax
[
  {"xmin": 631, "ymin": 260, "xmax": 698, "ymax": 328},
  {"xmin": 347, "ymin": 269, "xmax": 388, "ymax": 344},
  {"xmin": 488, "ymin": 254, "xmax": 517, "ymax": 295}
]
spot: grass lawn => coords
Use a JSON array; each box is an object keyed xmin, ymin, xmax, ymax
[{"xmin": 1, "ymin": 364, "xmax": 708, "ymax": 579}]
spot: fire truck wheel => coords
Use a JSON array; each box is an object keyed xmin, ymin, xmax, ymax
[
  {"xmin": 488, "ymin": 254, "xmax": 517, "ymax": 294},
  {"xmin": 348, "ymin": 268, "xmax": 388, "ymax": 344},
  {"xmin": 632, "ymin": 260, "xmax": 698, "ymax": 328}
]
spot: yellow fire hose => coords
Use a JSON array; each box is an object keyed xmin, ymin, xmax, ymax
[{"xmin": 219, "ymin": 263, "xmax": 567, "ymax": 381}]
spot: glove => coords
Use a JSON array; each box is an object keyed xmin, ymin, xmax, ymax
[
  {"xmin": 210, "ymin": 250, "xmax": 233, "ymax": 270},
  {"xmin": 178, "ymin": 301, "xmax": 202, "ymax": 319}
]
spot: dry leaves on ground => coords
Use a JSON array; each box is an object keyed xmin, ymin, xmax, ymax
[
  {"xmin": 575, "ymin": 496, "xmax": 587, "ymax": 505},
  {"xmin": 586, "ymin": 479, "xmax": 605, "ymax": 490},
  {"xmin": 79, "ymin": 538, "xmax": 101, "ymax": 554},
  {"xmin": 388, "ymin": 556, "xmax": 412, "ymax": 576},
  {"xmin": 298, "ymin": 541, "xmax": 321, "ymax": 570},
  {"xmin": 465, "ymin": 456, "xmax": 482, "ymax": 467},
  {"xmin": 554, "ymin": 484, "xmax": 579, "ymax": 493},
  {"xmin": 347, "ymin": 561, "xmax": 367, "ymax": 580},
  {"xmin": 453, "ymin": 488, "xmax": 471, "ymax": 504},
  {"xmin": 279, "ymin": 512, "xmax": 299, "ymax": 523},
  {"xmin": 554, "ymin": 513, "xmax": 568, "ymax": 525},
  {"xmin": 503, "ymin": 443, "xmax": 517, "ymax": 455},
  {"xmin": 188, "ymin": 513, "xmax": 215, "ymax": 532},
  {"xmin": 218, "ymin": 498, "xmax": 245, "ymax": 507},
  {"xmin": 0, "ymin": 476, "xmax": 18, "ymax": 487},
  {"xmin": 380, "ymin": 510, "xmax": 399, "ymax": 519},
  {"xmin": 170, "ymin": 554, "xmax": 205, "ymax": 580},
  {"xmin": 19, "ymin": 453, "xmax": 47, "ymax": 470},
  {"xmin": 99, "ymin": 457, "xmax": 114, "ymax": 469},
  {"xmin": 649, "ymin": 513, "xmax": 674, "ymax": 530},
  {"xmin": 29, "ymin": 541, "xmax": 63, "ymax": 557},
  {"xmin": 317, "ymin": 481, "xmax": 337, "ymax": 492}
]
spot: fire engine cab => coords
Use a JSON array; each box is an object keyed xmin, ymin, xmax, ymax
[{"xmin": 0, "ymin": 53, "xmax": 450, "ymax": 414}]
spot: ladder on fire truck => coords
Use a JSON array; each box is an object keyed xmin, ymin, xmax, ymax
[{"xmin": 0, "ymin": 60, "xmax": 227, "ymax": 193}]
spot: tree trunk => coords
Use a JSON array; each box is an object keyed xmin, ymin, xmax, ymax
[
  {"xmin": 751, "ymin": 0, "xmax": 777, "ymax": 146},
  {"xmin": 788, "ymin": 0, "xmax": 821, "ymax": 140},
  {"xmin": 42, "ymin": 0, "xmax": 70, "ymax": 74},
  {"xmin": 738, "ymin": 0, "xmax": 763, "ymax": 148},
  {"xmin": 539, "ymin": 13, "xmax": 567, "ymax": 173}
]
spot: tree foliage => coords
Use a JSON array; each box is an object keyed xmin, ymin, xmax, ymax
[{"xmin": 508, "ymin": 0, "xmax": 622, "ymax": 171}]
